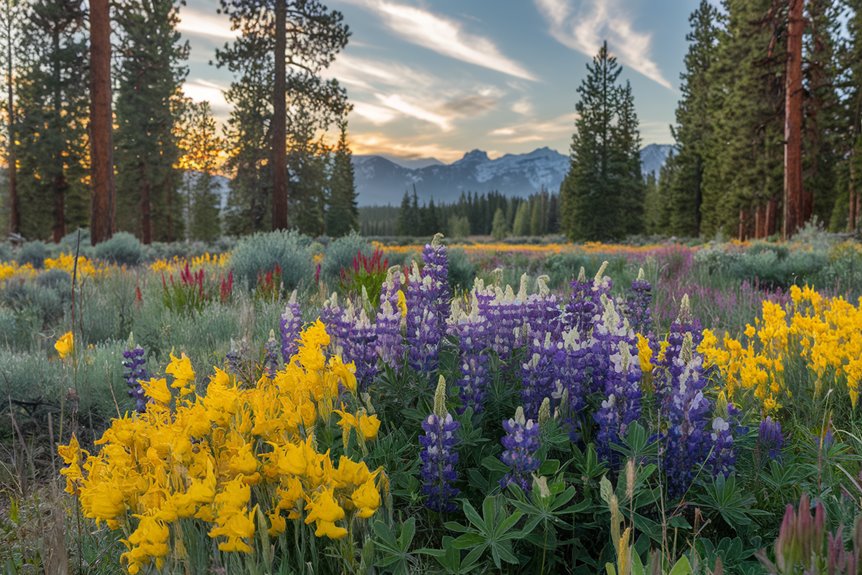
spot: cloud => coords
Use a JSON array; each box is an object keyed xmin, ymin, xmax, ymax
[
  {"xmin": 351, "ymin": 132, "xmax": 466, "ymax": 163},
  {"xmin": 351, "ymin": 101, "xmax": 399, "ymax": 125},
  {"xmin": 534, "ymin": 0, "xmax": 672, "ymax": 89},
  {"xmin": 488, "ymin": 113, "xmax": 574, "ymax": 144},
  {"xmin": 183, "ymin": 79, "xmax": 230, "ymax": 115},
  {"xmin": 375, "ymin": 94, "xmax": 453, "ymax": 131},
  {"xmin": 343, "ymin": 0, "xmax": 535, "ymax": 81},
  {"xmin": 325, "ymin": 52, "xmax": 438, "ymax": 92},
  {"xmin": 177, "ymin": 7, "xmax": 236, "ymax": 40},
  {"xmin": 512, "ymin": 97, "xmax": 533, "ymax": 116}
]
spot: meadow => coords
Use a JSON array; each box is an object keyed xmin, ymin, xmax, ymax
[{"xmin": 2, "ymin": 228, "xmax": 862, "ymax": 574}]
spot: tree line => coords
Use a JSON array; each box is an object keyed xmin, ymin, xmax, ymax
[
  {"xmin": 360, "ymin": 189, "xmax": 560, "ymax": 238},
  {"xmin": 0, "ymin": 0, "xmax": 358, "ymax": 246},
  {"xmin": 650, "ymin": 0, "xmax": 861, "ymax": 239}
]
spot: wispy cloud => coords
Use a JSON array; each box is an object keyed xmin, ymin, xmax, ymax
[
  {"xmin": 352, "ymin": 101, "xmax": 399, "ymax": 125},
  {"xmin": 375, "ymin": 94, "xmax": 453, "ymax": 131},
  {"xmin": 177, "ymin": 7, "xmax": 236, "ymax": 40},
  {"xmin": 489, "ymin": 113, "xmax": 574, "ymax": 144},
  {"xmin": 534, "ymin": 0, "xmax": 672, "ymax": 89},
  {"xmin": 326, "ymin": 52, "xmax": 438, "ymax": 92},
  {"xmin": 183, "ymin": 79, "xmax": 230, "ymax": 114},
  {"xmin": 351, "ymin": 132, "xmax": 466, "ymax": 163},
  {"xmin": 342, "ymin": 0, "xmax": 535, "ymax": 81}
]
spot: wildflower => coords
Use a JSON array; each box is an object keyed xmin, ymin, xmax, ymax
[
  {"xmin": 166, "ymin": 352, "xmax": 195, "ymax": 394},
  {"xmin": 280, "ymin": 291, "xmax": 303, "ymax": 363},
  {"xmin": 357, "ymin": 412, "xmax": 381, "ymax": 441},
  {"xmin": 758, "ymin": 416, "xmax": 784, "ymax": 461},
  {"xmin": 304, "ymin": 488, "xmax": 347, "ymax": 539},
  {"xmin": 141, "ymin": 377, "xmax": 172, "ymax": 405},
  {"xmin": 448, "ymin": 293, "xmax": 491, "ymax": 414},
  {"xmin": 499, "ymin": 407, "xmax": 541, "ymax": 492},
  {"xmin": 376, "ymin": 267, "xmax": 405, "ymax": 371},
  {"xmin": 419, "ymin": 376, "xmax": 461, "ymax": 512},
  {"xmin": 263, "ymin": 330, "xmax": 280, "ymax": 378},
  {"xmin": 521, "ymin": 331, "xmax": 564, "ymax": 420},
  {"xmin": 122, "ymin": 335, "xmax": 149, "ymax": 413},
  {"xmin": 351, "ymin": 478, "xmax": 381, "ymax": 518},
  {"xmin": 57, "ymin": 434, "xmax": 86, "ymax": 494},
  {"xmin": 121, "ymin": 516, "xmax": 170, "ymax": 575},
  {"xmin": 564, "ymin": 263, "xmax": 611, "ymax": 334},
  {"xmin": 55, "ymin": 331, "xmax": 74, "ymax": 359}
]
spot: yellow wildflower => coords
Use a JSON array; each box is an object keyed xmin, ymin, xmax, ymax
[
  {"xmin": 351, "ymin": 478, "xmax": 381, "ymax": 519},
  {"xmin": 358, "ymin": 413, "xmax": 381, "ymax": 441},
  {"xmin": 141, "ymin": 377, "xmax": 172, "ymax": 405},
  {"xmin": 55, "ymin": 331, "xmax": 74, "ymax": 359}
]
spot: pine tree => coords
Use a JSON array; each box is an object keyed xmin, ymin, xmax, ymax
[
  {"xmin": 491, "ymin": 207, "xmax": 508, "ymax": 240},
  {"xmin": 15, "ymin": 0, "xmax": 88, "ymax": 241},
  {"xmin": 836, "ymin": 0, "xmax": 862, "ymax": 231},
  {"xmin": 666, "ymin": 0, "xmax": 721, "ymax": 237},
  {"xmin": 176, "ymin": 100, "xmax": 223, "ymax": 241},
  {"xmin": 562, "ymin": 41, "xmax": 643, "ymax": 241},
  {"xmin": 701, "ymin": 0, "xmax": 784, "ymax": 239},
  {"xmin": 0, "ymin": 0, "xmax": 23, "ymax": 236},
  {"xmin": 216, "ymin": 0, "xmax": 349, "ymax": 231},
  {"xmin": 89, "ymin": 0, "xmax": 114, "ymax": 245},
  {"xmin": 325, "ymin": 121, "xmax": 358, "ymax": 237},
  {"xmin": 512, "ymin": 200, "xmax": 530, "ymax": 236},
  {"xmin": 114, "ymin": 0, "xmax": 188, "ymax": 244}
]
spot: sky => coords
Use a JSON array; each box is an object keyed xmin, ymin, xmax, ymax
[{"xmin": 178, "ymin": 0, "xmax": 702, "ymax": 164}]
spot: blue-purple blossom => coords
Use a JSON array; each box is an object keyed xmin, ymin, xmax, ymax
[
  {"xmin": 564, "ymin": 264, "xmax": 612, "ymax": 334},
  {"xmin": 324, "ymin": 294, "xmax": 379, "ymax": 391},
  {"xmin": 626, "ymin": 268, "xmax": 653, "ymax": 336},
  {"xmin": 376, "ymin": 267, "xmax": 405, "ymax": 372},
  {"xmin": 448, "ymin": 295, "xmax": 491, "ymax": 414},
  {"xmin": 420, "ymin": 377, "xmax": 460, "ymax": 512},
  {"xmin": 709, "ymin": 397, "xmax": 743, "ymax": 478},
  {"xmin": 758, "ymin": 417, "xmax": 784, "ymax": 461},
  {"xmin": 662, "ymin": 334, "xmax": 713, "ymax": 497},
  {"xmin": 406, "ymin": 261, "xmax": 444, "ymax": 373},
  {"xmin": 122, "ymin": 337, "xmax": 148, "ymax": 413},
  {"xmin": 521, "ymin": 332, "xmax": 564, "ymax": 420},
  {"xmin": 500, "ymin": 407, "xmax": 541, "ymax": 492},
  {"xmin": 280, "ymin": 290, "xmax": 302, "ymax": 363}
]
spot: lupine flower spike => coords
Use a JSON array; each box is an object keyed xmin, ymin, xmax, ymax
[{"xmin": 419, "ymin": 376, "xmax": 461, "ymax": 512}]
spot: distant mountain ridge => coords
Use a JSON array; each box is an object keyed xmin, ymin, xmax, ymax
[{"xmin": 353, "ymin": 144, "xmax": 674, "ymax": 206}]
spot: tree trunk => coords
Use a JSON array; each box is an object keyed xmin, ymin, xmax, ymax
[
  {"xmin": 767, "ymin": 197, "xmax": 778, "ymax": 236},
  {"xmin": 89, "ymin": 0, "xmax": 114, "ymax": 245},
  {"xmin": 140, "ymin": 165, "xmax": 151, "ymax": 244},
  {"xmin": 271, "ymin": 0, "xmax": 288, "ymax": 230},
  {"xmin": 738, "ymin": 208, "xmax": 747, "ymax": 241},
  {"xmin": 51, "ymin": 27, "xmax": 65, "ymax": 242},
  {"xmin": 783, "ymin": 0, "xmax": 804, "ymax": 239},
  {"xmin": 4, "ymin": 0, "xmax": 18, "ymax": 234}
]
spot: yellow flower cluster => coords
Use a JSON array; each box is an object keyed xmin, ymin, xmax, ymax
[
  {"xmin": 44, "ymin": 253, "xmax": 104, "ymax": 277},
  {"xmin": 0, "ymin": 260, "xmax": 37, "ymax": 282},
  {"xmin": 58, "ymin": 320, "xmax": 384, "ymax": 574},
  {"xmin": 149, "ymin": 252, "xmax": 229, "ymax": 273},
  {"xmin": 699, "ymin": 286, "xmax": 862, "ymax": 413}
]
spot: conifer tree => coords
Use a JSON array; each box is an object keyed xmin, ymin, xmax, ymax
[
  {"xmin": 176, "ymin": 100, "xmax": 223, "ymax": 241},
  {"xmin": 325, "ymin": 121, "xmax": 358, "ymax": 237},
  {"xmin": 15, "ymin": 0, "xmax": 88, "ymax": 241},
  {"xmin": 89, "ymin": 0, "xmax": 114, "ymax": 245},
  {"xmin": 114, "ymin": 0, "xmax": 188, "ymax": 243},
  {"xmin": 491, "ymin": 207, "xmax": 508, "ymax": 240},
  {"xmin": 216, "ymin": 0, "xmax": 349, "ymax": 231},
  {"xmin": 512, "ymin": 201, "xmax": 530, "ymax": 236},
  {"xmin": 562, "ymin": 41, "xmax": 644, "ymax": 241},
  {"xmin": 666, "ymin": 0, "xmax": 720, "ymax": 237},
  {"xmin": 0, "ymin": 0, "xmax": 22, "ymax": 235}
]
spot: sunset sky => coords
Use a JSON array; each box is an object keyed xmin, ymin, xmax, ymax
[{"xmin": 178, "ymin": 0, "xmax": 702, "ymax": 163}]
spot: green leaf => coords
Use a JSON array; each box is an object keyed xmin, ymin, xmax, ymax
[
  {"xmin": 668, "ymin": 555, "xmax": 693, "ymax": 575},
  {"xmin": 600, "ymin": 475, "xmax": 614, "ymax": 504}
]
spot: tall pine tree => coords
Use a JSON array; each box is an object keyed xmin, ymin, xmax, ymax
[
  {"xmin": 562, "ymin": 41, "xmax": 644, "ymax": 241},
  {"xmin": 176, "ymin": 100, "xmax": 223, "ymax": 241},
  {"xmin": 15, "ymin": 0, "xmax": 88, "ymax": 241},
  {"xmin": 325, "ymin": 121, "xmax": 358, "ymax": 237},
  {"xmin": 114, "ymin": 0, "xmax": 188, "ymax": 243}
]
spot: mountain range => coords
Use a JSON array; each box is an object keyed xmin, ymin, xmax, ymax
[
  {"xmin": 352, "ymin": 144, "xmax": 673, "ymax": 206},
  {"xmin": 206, "ymin": 144, "xmax": 674, "ymax": 209}
]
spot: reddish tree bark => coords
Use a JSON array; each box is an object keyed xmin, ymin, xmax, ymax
[
  {"xmin": 4, "ymin": 0, "xmax": 18, "ymax": 234},
  {"xmin": 783, "ymin": 0, "xmax": 804, "ymax": 239},
  {"xmin": 271, "ymin": 0, "xmax": 288, "ymax": 230},
  {"xmin": 89, "ymin": 0, "xmax": 115, "ymax": 245}
]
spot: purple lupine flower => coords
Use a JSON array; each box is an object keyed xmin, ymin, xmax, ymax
[
  {"xmin": 758, "ymin": 417, "xmax": 784, "ymax": 461},
  {"xmin": 478, "ymin": 283, "xmax": 522, "ymax": 364},
  {"xmin": 626, "ymin": 268, "xmax": 653, "ymax": 336},
  {"xmin": 376, "ymin": 267, "xmax": 405, "ymax": 372},
  {"xmin": 339, "ymin": 300, "xmax": 379, "ymax": 391},
  {"xmin": 421, "ymin": 233, "xmax": 450, "ymax": 322},
  {"xmin": 420, "ymin": 377, "xmax": 460, "ymax": 512},
  {"xmin": 524, "ymin": 275, "xmax": 563, "ymax": 341},
  {"xmin": 655, "ymin": 295, "xmax": 703, "ymax": 413},
  {"xmin": 448, "ymin": 295, "xmax": 491, "ymax": 414},
  {"xmin": 593, "ymin": 296, "xmax": 642, "ymax": 465},
  {"xmin": 321, "ymin": 293, "xmax": 351, "ymax": 344},
  {"xmin": 709, "ymin": 398, "xmax": 742, "ymax": 478},
  {"xmin": 521, "ymin": 332, "xmax": 564, "ymax": 421},
  {"xmin": 564, "ymin": 263, "xmax": 612, "ymax": 334},
  {"xmin": 122, "ymin": 335, "xmax": 148, "ymax": 413},
  {"xmin": 263, "ymin": 330, "xmax": 280, "ymax": 378},
  {"xmin": 280, "ymin": 290, "xmax": 302, "ymax": 363},
  {"xmin": 662, "ymin": 334, "xmax": 713, "ymax": 497},
  {"xmin": 499, "ymin": 407, "xmax": 541, "ymax": 492},
  {"xmin": 406, "ymin": 262, "xmax": 443, "ymax": 374}
]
